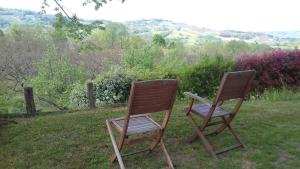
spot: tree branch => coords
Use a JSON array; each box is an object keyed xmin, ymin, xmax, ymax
[{"xmin": 53, "ymin": 0, "xmax": 72, "ymax": 19}]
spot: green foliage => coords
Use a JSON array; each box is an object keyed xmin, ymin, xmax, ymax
[
  {"xmin": 41, "ymin": 0, "xmax": 125, "ymax": 12},
  {"xmin": 31, "ymin": 47, "xmax": 87, "ymax": 108},
  {"xmin": 152, "ymin": 34, "xmax": 166, "ymax": 47},
  {"xmin": 90, "ymin": 23, "xmax": 129, "ymax": 49},
  {"xmin": 225, "ymin": 40, "xmax": 251, "ymax": 57},
  {"xmin": 69, "ymin": 69, "xmax": 134, "ymax": 107},
  {"xmin": 0, "ymin": 84, "xmax": 25, "ymax": 114},
  {"xmin": 200, "ymin": 40, "xmax": 272, "ymax": 58},
  {"xmin": 54, "ymin": 13, "xmax": 104, "ymax": 40},
  {"xmin": 260, "ymin": 87, "xmax": 300, "ymax": 101},
  {"xmin": 123, "ymin": 44, "xmax": 163, "ymax": 77},
  {"xmin": 1, "ymin": 8, "xmax": 299, "ymax": 48},
  {"xmin": 94, "ymin": 72, "xmax": 134, "ymax": 104},
  {"xmin": 0, "ymin": 15, "xmax": 297, "ymax": 112},
  {"xmin": 69, "ymin": 83, "xmax": 88, "ymax": 109},
  {"xmin": 7, "ymin": 23, "xmax": 49, "ymax": 42},
  {"xmin": 180, "ymin": 56, "xmax": 234, "ymax": 97},
  {"xmin": 201, "ymin": 41, "xmax": 225, "ymax": 57},
  {"xmin": 82, "ymin": 0, "xmax": 125, "ymax": 10},
  {"xmin": 148, "ymin": 46, "xmax": 188, "ymax": 79}
]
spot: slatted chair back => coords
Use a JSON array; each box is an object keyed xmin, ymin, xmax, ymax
[
  {"xmin": 128, "ymin": 79, "xmax": 179, "ymax": 115},
  {"xmin": 184, "ymin": 70, "xmax": 256, "ymax": 158},
  {"xmin": 213, "ymin": 70, "xmax": 256, "ymax": 103},
  {"xmin": 106, "ymin": 80, "xmax": 179, "ymax": 169}
]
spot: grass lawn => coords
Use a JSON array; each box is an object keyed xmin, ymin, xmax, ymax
[{"xmin": 1, "ymin": 99, "xmax": 299, "ymax": 169}]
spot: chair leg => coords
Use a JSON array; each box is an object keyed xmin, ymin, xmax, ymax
[
  {"xmin": 110, "ymin": 127, "xmax": 127, "ymax": 162},
  {"xmin": 148, "ymin": 131, "xmax": 163, "ymax": 152},
  {"xmin": 160, "ymin": 139, "xmax": 175, "ymax": 169},
  {"xmin": 110, "ymin": 139, "xmax": 126, "ymax": 163},
  {"xmin": 106, "ymin": 120, "xmax": 125, "ymax": 169},
  {"xmin": 212, "ymin": 117, "xmax": 244, "ymax": 155},
  {"xmin": 187, "ymin": 132, "xmax": 199, "ymax": 143},
  {"xmin": 187, "ymin": 129, "xmax": 219, "ymax": 143},
  {"xmin": 187, "ymin": 115, "xmax": 217, "ymax": 158},
  {"xmin": 213, "ymin": 115, "xmax": 235, "ymax": 134},
  {"xmin": 222, "ymin": 117, "xmax": 245, "ymax": 148}
]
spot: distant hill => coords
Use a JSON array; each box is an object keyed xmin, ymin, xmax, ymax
[
  {"xmin": 0, "ymin": 8, "xmax": 55, "ymax": 27},
  {"xmin": 125, "ymin": 19, "xmax": 300, "ymax": 47},
  {"xmin": 1, "ymin": 8, "xmax": 300, "ymax": 47}
]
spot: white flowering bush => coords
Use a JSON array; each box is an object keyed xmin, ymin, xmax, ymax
[
  {"xmin": 69, "ymin": 83, "xmax": 88, "ymax": 108},
  {"xmin": 95, "ymin": 73, "xmax": 133, "ymax": 104},
  {"xmin": 69, "ymin": 73, "xmax": 134, "ymax": 107}
]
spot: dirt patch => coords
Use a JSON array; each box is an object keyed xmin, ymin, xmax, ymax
[{"xmin": 242, "ymin": 159, "xmax": 256, "ymax": 169}]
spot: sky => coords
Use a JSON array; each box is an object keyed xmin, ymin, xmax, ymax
[{"xmin": 0, "ymin": 0, "xmax": 300, "ymax": 32}]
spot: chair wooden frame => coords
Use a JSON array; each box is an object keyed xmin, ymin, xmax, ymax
[
  {"xmin": 184, "ymin": 70, "xmax": 256, "ymax": 158},
  {"xmin": 106, "ymin": 79, "xmax": 179, "ymax": 169}
]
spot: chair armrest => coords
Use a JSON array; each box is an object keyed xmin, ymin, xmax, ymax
[{"xmin": 184, "ymin": 92, "xmax": 212, "ymax": 104}]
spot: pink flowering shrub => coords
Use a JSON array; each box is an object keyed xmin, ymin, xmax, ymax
[{"xmin": 236, "ymin": 49, "xmax": 300, "ymax": 92}]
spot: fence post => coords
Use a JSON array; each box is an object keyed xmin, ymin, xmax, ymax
[
  {"xmin": 87, "ymin": 82, "xmax": 96, "ymax": 109},
  {"xmin": 24, "ymin": 87, "xmax": 36, "ymax": 116}
]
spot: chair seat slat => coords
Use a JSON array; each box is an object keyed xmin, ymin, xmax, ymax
[
  {"xmin": 191, "ymin": 103, "xmax": 231, "ymax": 118},
  {"xmin": 111, "ymin": 115, "xmax": 161, "ymax": 135}
]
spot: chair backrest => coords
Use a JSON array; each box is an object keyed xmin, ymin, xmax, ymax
[
  {"xmin": 214, "ymin": 70, "xmax": 256, "ymax": 103},
  {"xmin": 127, "ymin": 79, "xmax": 179, "ymax": 115}
]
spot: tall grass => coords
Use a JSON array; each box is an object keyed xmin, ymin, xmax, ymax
[{"xmin": 260, "ymin": 87, "xmax": 300, "ymax": 101}]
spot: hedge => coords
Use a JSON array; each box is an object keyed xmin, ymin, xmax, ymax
[
  {"xmin": 236, "ymin": 49, "xmax": 300, "ymax": 92},
  {"xmin": 180, "ymin": 56, "xmax": 234, "ymax": 97}
]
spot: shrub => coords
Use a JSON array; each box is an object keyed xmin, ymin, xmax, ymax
[
  {"xmin": 123, "ymin": 44, "xmax": 164, "ymax": 77},
  {"xmin": 236, "ymin": 49, "xmax": 300, "ymax": 92},
  {"xmin": 180, "ymin": 56, "xmax": 234, "ymax": 97},
  {"xmin": 69, "ymin": 83, "xmax": 88, "ymax": 109},
  {"xmin": 0, "ymin": 82, "xmax": 25, "ymax": 114},
  {"xmin": 0, "ymin": 95, "xmax": 25, "ymax": 114},
  {"xmin": 94, "ymin": 73, "xmax": 134, "ymax": 104},
  {"xmin": 31, "ymin": 48, "xmax": 87, "ymax": 109}
]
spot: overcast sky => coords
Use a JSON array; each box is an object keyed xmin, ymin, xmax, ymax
[{"xmin": 0, "ymin": 0, "xmax": 299, "ymax": 32}]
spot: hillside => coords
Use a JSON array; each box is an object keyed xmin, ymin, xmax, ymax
[
  {"xmin": 1, "ymin": 8, "xmax": 300, "ymax": 47},
  {"xmin": 0, "ymin": 8, "xmax": 55, "ymax": 27}
]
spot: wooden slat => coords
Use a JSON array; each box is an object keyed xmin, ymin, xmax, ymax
[
  {"xmin": 206, "ymin": 120, "xmax": 224, "ymax": 126},
  {"xmin": 112, "ymin": 115, "xmax": 161, "ymax": 135},
  {"xmin": 216, "ymin": 70, "xmax": 256, "ymax": 101},
  {"xmin": 129, "ymin": 80, "xmax": 179, "ymax": 115},
  {"xmin": 107, "ymin": 79, "xmax": 179, "ymax": 168},
  {"xmin": 184, "ymin": 70, "xmax": 255, "ymax": 158},
  {"xmin": 124, "ymin": 135, "xmax": 155, "ymax": 145},
  {"xmin": 191, "ymin": 103, "xmax": 231, "ymax": 118},
  {"xmin": 122, "ymin": 148, "xmax": 150, "ymax": 157},
  {"xmin": 215, "ymin": 144, "xmax": 243, "ymax": 155}
]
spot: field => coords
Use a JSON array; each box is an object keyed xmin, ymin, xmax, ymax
[{"xmin": 1, "ymin": 99, "xmax": 299, "ymax": 169}]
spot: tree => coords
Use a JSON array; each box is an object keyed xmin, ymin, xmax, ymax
[
  {"xmin": 152, "ymin": 34, "xmax": 166, "ymax": 47},
  {"xmin": 41, "ymin": 0, "xmax": 125, "ymax": 13},
  {"xmin": 31, "ymin": 47, "xmax": 86, "ymax": 109},
  {"xmin": 224, "ymin": 40, "xmax": 251, "ymax": 57},
  {"xmin": 89, "ymin": 23, "xmax": 130, "ymax": 49},
  {"xmin": 0, "ymin": 24, "xmax": 50, "ymax": 90},
  {"xmin": 41, "ymin": 0, "xmax": 125, "ymax": 40}
]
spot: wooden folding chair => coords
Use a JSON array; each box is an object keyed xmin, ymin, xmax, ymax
[
  {"xmin": 106, "ymin": 79, "xmax": 179, "ymax": 169},
  {"xmin": 184, "ymin": 70, "xmax": 255, "ymax": 158}
]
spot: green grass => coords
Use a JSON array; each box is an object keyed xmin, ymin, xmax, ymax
[
  {"xmin": 1, "ymin": 99, "xmax": 300, "ymax": 169},
  {"xmin": 261, "ymin": 88, "xmax": 300, "ymax": 101}
]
